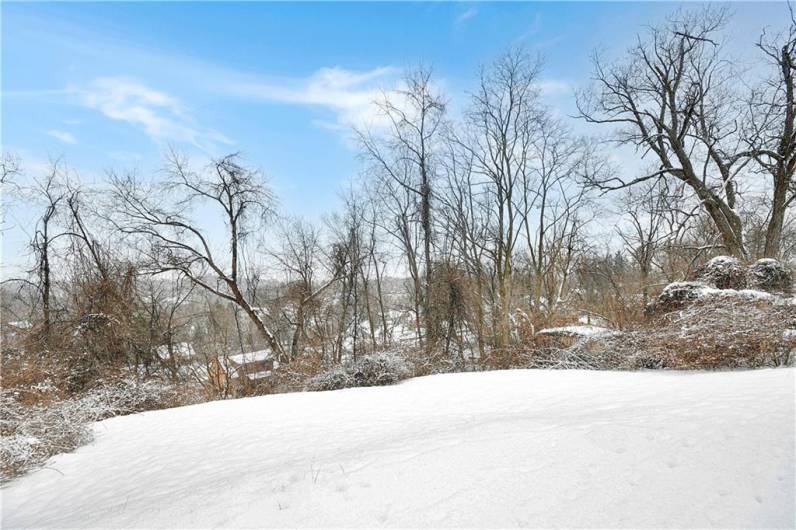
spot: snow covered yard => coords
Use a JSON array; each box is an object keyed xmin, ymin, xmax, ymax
[{"xmin": 2, "ymin": 369, "xmax": 794, "ymax": 529}]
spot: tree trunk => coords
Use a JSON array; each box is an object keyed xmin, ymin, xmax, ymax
[
  {"xmin": 421, "ymin": 178, "xmax": 434, "ymax": 350},
  {"xmin": 764, "ymin": 44, "xmax": 795, "ymax": 258},
  {"xmin": 765, "ymin": 177, "xmax": 788, "ymax": 258}
]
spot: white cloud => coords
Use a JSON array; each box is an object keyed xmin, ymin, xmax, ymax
[
  {"xmin": 76, "ymin": 77, "xmax": 232, "ymax": 150},
  {"xmin": 226, "ymin": 66, "xmax": 402, "ymax": 131},
  {"xmin": 456, "ymin": 8, "xmax": 478, "ymax": 24},
  {"xmin": 45, "ymin": 129, "xmax": 77, "ymax": 144}
]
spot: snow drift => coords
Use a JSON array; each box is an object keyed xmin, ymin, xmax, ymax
[{"xmin": 2, "ymin": 369, "xmax": 794, "ymax": 528}]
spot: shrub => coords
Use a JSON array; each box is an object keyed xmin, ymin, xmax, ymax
[
  {"xmin": 407, "ymin": 348, "xmax": 469, "ymax": 376},
  {"xmin": 691, "ymin": 255, "xmax": 747, "ymax": 290},
  {"xmin": 523, "ymin": 336, "xmax": 627, "ymax": 370},
  {"xmin": 619, "ymin": 293, "xmax": 794, "ymax": 369},
  {"xmin": 306, "ymin": 367, "xmax": 352, "ymax": 392},
  {"xmin": 646, "ymin": 281, "xmax": 709, "ymax": 314},
  {"xmin": 1, "ymin": 378, "xmax": 200, "ymax": 483},
  {"xmin": 305, "ymin": 352, "xmax": 413, "ymax": 392},
  {"xmin": 352, "ymin": 352, "xmax": 413, "ymax": 386},
  {"xmin": 747, "ymin": 258, "xmax": 792, "ymax": 293}
]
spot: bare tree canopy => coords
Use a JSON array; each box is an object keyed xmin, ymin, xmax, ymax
[
  {"xmin": 747, "ymin": 5, "xmax": 796, "ymax": 256},
  {"xmin": 110, "ymin": 152, "xmax": 286, "ymax": 360},
  {"xmin": 578, "ymin": 8, "xmax": 752, "ymax": 257}
]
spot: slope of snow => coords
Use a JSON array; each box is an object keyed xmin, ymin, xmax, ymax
[{"xmin": 2, "ymin": 369, "xmax": 794, "ymax": 529}]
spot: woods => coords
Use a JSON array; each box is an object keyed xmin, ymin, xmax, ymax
[{"xmin": 2, "ymin": 6, "xmax": 794, "ymax": 399}]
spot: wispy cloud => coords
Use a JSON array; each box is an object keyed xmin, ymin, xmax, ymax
[
  {"xmin": 225, "ymin": 66, "xmax": 402, "ymax": 130},
  {"xmin": 75, "ymin": 77, "xmax": 232, "ymax": 151},
  {"xmin": 45, "ymin": 129, "xmax": 77, "ymax": 144},
  {"xmin": 455, "ymin": 8, "xmax": 478, "ymax": 25}
]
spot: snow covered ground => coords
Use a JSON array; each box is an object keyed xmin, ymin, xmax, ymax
[{"xmin": 2, "ymin": 369, "xmax": 794, "ymax": 528}]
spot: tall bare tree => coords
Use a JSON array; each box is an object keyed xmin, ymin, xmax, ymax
[
  {"xmin": 462, "ymin": 50, "xmax": 543, "ymax": 347},
  {"xmin": 272, "ymin": 218, "xmax": 343, "ymax": 361},
  {"xmin": 29, "ymin": 167, "xmax": 67, "ymax": 346},
  {"xmin": 368, "ymin": 165, "xmax": 424, "ymax": 345},
  {"xmin": 111, "ymin": 152, "xmax": 287, "ymax": 361},
  {"xmin": 358, "ymin": 67, "xmax": 446, "ymax": 349},
  {"xmin": 747, "ymin": 6, "xmax": 796, "ymax": 257},
  {"xmin": 520, "ymin": 113, "xmax": 595, "ymax": 317},
  {"xmin": 578, "ymin": 8, "xmax": 751, "ymax": 258}
]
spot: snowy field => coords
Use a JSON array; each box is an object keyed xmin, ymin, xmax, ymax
[{"xmin": 2, "ymin": 369, "xmax": 794, "ymax": 529}]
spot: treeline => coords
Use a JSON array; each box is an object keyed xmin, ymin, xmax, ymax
[{"xmin": 1, "ymin": 7, "xmax": 794, "ymax": 393}]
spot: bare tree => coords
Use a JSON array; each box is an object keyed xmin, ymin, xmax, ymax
[
  {"xmin": 616, "ymin": 180, "xmax": 677, "ymax": 304},
  {"xmin": 358, "ymin": 67, "xmax": 446, "ymax": 349},
  {"xmin": 272, "ymin": 218, "xmax": 343, "ymax": 361},
  {"xmin": 1, "ymin": 153, "xmax": 21, "ymax": 186},
  {"xmin": 520, "ymin": 113, "xmax": 596, "ymax": 317},
  {"xmin": 368, "ymin": 166, "xmax": 424, "ymax": 346},
  {"xmin": 137, "ymin": 275, "xmax": 196, "ymax": 380},
  {"xmin": 111, "ymin": 152, "xmax": 287, "ymax": 361},
  {"xmin": 363, "ymin": 204, "xmax": 390, "ymax": 348},
  {"xmin": 746, "ymin": 6, "xmax": 796, "ymax": 257},
  {"xmin": 461, "ymin": 49, "xmax": 543, "ymax": 347},
  {"xmin": 1, "ymin": 163, "xmax": 68, "ymax": 347},
  {"xmin": 439, "ymin": 137, "xmax": 492, "ymax": 355},
  {"xmin": 33, "ymin": 170, "xmax": 65, "ymax": 346},
  {"xmin": 327, "ymin": 194, "xmax": 369, "ymax": 362},
  {"xmin": 578, "ymin": 8, "xmax": 751, "ymax": 258}
]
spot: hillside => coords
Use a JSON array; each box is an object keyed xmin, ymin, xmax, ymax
[{"xmin": 3, "ymin": 369, "xmax": 794, "ymax": 528}]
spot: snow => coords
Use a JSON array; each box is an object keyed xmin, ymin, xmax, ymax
[
  {"xmin": 227, "ymin": 349, "xmax": 273, "ymax": 365},
  {"xmin": 662, "ymin": 281, "xmax": 776, "ymax": 302},
  {"xmin": 713, "ymin": 288, "xmax": 776, "ymax": 301},
  {"xmin": 2, "ymin": 369, "xmax": 794, "ymax": 528},
  {"xmin": 535, "ymin": 324, "xmax": 616, "ymax": 337}
]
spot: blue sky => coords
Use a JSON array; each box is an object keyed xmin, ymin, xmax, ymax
[{"xmin": 1, "ymin": 1, "xmax": 789, "ymax": 268}]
